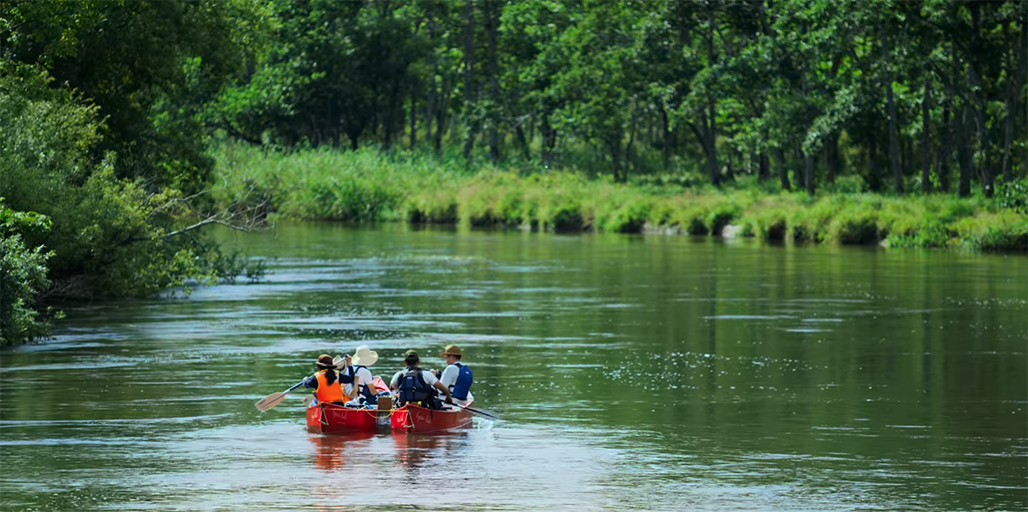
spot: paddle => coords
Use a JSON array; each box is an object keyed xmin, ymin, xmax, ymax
[
  {"xmin": 457, "ymin": 403, "xmax": 500, "ymax": 420},
  {"xmin": 258, "ymin": 356, "xmax": 349, "ymax": 412},
  {"xmin": 255, "ymin": 381, "xmax": 305, "ymax": 412}
]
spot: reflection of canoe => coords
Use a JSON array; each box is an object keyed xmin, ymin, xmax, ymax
[
  {"xmin": 310, "ymin": 430, "xmax": 375, "ymax": 470},
  {"xmin": 306, "ymin": 403, "xmax": 390, "ymax": 434},
  {"xmin": 391, "ymin": 403, "xmax": 473, "ymax": 433}
]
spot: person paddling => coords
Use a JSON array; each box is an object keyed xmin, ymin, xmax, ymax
[
  {"xmin": 437, "ymin": 344, "xmax": 474, "ymax": 406},
  {"xmin": 390, "ymin": 350, "xmax": 451, "ymax": 409},
  {"xmin": 301, "ymin": 354, "xmax": 345, "ymax": 405},
  {"xmin": 347, "ymin": 345, "xmax": 379, "ymax": 405}
]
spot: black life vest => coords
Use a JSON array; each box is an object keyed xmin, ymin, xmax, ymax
[{"xmin": 397, "ymin": 367, "xmax": 436, "ymax": 407}]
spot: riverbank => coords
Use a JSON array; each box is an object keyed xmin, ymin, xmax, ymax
[{"xmin": 211, "ymin": 143, "xmax": 1027, "ymax": 251}]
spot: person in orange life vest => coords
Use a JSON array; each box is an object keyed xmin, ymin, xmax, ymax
[{"xmin": 301, "ymin": 354, "xmax": 345, "ymax": 404}]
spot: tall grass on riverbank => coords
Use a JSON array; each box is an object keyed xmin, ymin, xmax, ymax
[{"xmin": 211, "ymin": 143, "xmax": 1027, "ymax": 251}]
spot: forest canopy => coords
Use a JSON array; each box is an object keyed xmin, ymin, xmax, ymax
[{"xmin": 1, "ymin": 0, "xmax": 1025, "ymax": 344}]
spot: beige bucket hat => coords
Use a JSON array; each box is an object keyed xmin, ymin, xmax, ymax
[
  {"xmin": 438, "ymin": 344, "xmax": 462, "ymax": 357},
  {"xmin": 351, "ymin": 345, "xmax": 378, "ymax": 367}
]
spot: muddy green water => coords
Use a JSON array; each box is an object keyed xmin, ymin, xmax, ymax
[{"xmin": 1, "ymin": 223, "xmax": 1026, "ymax": 511}]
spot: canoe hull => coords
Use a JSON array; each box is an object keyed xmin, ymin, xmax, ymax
[
  {"xmin": 306, "ymin": 403, "xmax": 390, "ymax": 434},
  {"xmin": 391, "ymin": 403, "xmax": 473, "ymax": 433}
]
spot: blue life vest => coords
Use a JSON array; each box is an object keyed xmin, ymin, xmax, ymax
[
  {"xmin": 450, "ymin": 362, "xmax": 473, "ymax": 400},
  {"xmin": 397, "ymin": 367, "xmax": 437, "ymax": 408},
  {"xmin": 354, "ymin": 365, "xmax": 377, "ymax": 404}
]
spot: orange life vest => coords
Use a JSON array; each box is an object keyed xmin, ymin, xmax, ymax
[{"xmin": 314, "ymin": 370, "xmax": 344, "ymax": 403}]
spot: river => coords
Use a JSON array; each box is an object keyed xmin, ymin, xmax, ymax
[{"xmin": 1, "ymin": 223, "xmax": 1025, "ymax": 511}]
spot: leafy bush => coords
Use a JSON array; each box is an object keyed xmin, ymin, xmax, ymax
[
  {"xmin": 1, "ymin": 64, "xmax": 254, "ymax": 306},
  {"xmin": 996, "ymin": 179, "xmax": 1028, "ymax": 214},
  {"xmin": 0, "ymin": 202, "xmax": 60, "ymax": 345}
]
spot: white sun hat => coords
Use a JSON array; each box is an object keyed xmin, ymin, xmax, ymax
[{"xmin": 351, "ymin": 345, "xmax": 378, "ymax": 367}]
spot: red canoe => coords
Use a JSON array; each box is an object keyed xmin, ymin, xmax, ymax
[
  {"xmin": 304, "ymin": 376, "xmax": 395, "ymax": 434},
  {"xmin": 391, "ymin": 403, "xmax": 473, "ymax": 433},
  {"xmin": 306, "ymin": 403, "xmax": 390, "ymax": 434}
]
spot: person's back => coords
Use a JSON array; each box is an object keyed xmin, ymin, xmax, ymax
[
  {"xmin": 349, "ymin": 345, "xmax": 379, "ymax": 404},
  {"xmin": 397, "ymin": 365, "xmax": 438, "ymax": 408},
  {"xmin": 394, "ymin": 350, "xmax": 450, "ymax": 409},
  {"xmin": 302, "ymin": 354, "xmax": 345, "ymax": 404}
]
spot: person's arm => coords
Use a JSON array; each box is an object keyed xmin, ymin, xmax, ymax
[
  {"xmin": 389, "ymin": 371, "xmax": 400, "ymax": 392},
  {"xmin": 349, "ymin": 374, "xmax": 361, "ymax": 399},
  {"xmin": 432, "ymin": 380, "xmax": 452, "ymax": 403},
  {"xmin": 300, "ymin": 375, "xmax": 319, "ymax": 392},
  {"xmin": 439, "ymin": 365, "xmax": 458, "ymax": 389}
]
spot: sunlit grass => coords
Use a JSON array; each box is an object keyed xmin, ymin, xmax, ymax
[{"xmin": 210, "ymin": 142, "xmax": 1027, "ymax": 251}]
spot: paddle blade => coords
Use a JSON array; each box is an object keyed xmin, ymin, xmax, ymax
[{"xmin": 255, "ymin": 392, "xmax": 288, "ymax": 412}]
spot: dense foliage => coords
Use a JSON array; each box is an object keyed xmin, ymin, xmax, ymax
[
  {"xmin": 0, "ymin": 200, "xmax": 57, "ymax": 344},
  {"xmin": 1, "ymin": 2, "xmax": 261, "ymax": 343},
  {"xmin": 1, "ymin": 0, "xmax": 1025, "ymax": 343},
  {"xmin": 201, "ymin": 0, "xmax": 1026, "ymax": 195}
]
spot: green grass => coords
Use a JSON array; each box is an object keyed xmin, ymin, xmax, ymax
[{"xmin": 210, "ymin": 142, "xmax": 1028, "ymax": 252}]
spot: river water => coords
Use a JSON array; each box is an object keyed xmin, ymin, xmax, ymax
[{"xmin": 1, "ymin": 223, "xmax": 1025, "ymax": 511}]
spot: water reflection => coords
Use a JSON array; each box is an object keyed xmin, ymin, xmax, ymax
[
  {"xmin": 1, "ymin": 224, "xmax": 1024, "ymax": 511},
  {"xmin": 310, "ymin": 432, "xmax": 375, "ymax": 472},
  {"xmin": 390, "ymin": 433, "xmax": 444, "ymax": 474}
]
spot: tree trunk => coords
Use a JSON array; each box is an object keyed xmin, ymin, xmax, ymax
[
  {"xmin": 706, "ymin": 9, "xmax": 720, "ymax": 186},
  {"xmin": 956, "ymin": 102, "xmax": 972, "ymax": 197},
  {"xmin": 514, "ymin": 122, "xmax": 530, "ymax": 159},
  {"xmin": 705, "ymin": 105, "xmax": 719, "ymax": 186},
  {"xmin": 609, "ymin": 134, "xmax": 623, "ymax": 183},
  {"xmin": 409, "ymin": 92, "xmax": 417, "ymax": 149},
  {"xmin": 485, "ymin": 0, "xmax": 500, "ymax": 161},
  {"xmin": 425, "ymin": 81, "xmax": 435, "ymax": 148},
  {"xmin": 969, "ymin": 3, "xmax": 993, "ymax": 197},
  {"xmin": 625, "ymin": 107, "xmax": 637, "ymax": 177},
  {"xmin": 425, "ymin": 9, "xmax": 437, "ymax": 152},
  {"xmin": 826, "ymin": 134, "xmax": 840, "ymax": 184},
  {"xmin": 803, "ymin": 151, "xmax": 815, "ymax": 195},
  {"xmin": 952, "ymin": 47, "xmax": 972, "ymax": 198},
  {"xmin": 882, "ymin": 23, "xmax": 903, "ymax": 194},
  {"xmin": 661, "ymin": 108, "xmax": 672, "ymax": 169},
  {"xmin": 541, "ymin": 111, "xmax": 555, "ymax": 165},
  {"xmin": 435, "ymin": 74, "xmax": 447, "ymax": 155},
  {"xmin": 775, "ymin": 148, "xmax": 790, "ymax": 191},
  {"xmin": 936, "ymin": 101, "xmax": 952, "ymax": 192},
  {"xmin": 758, "ymin": 152, "xmax": 769, "ymax": 182},
  {"xmin": 921, "ymin": 72, "xmax": 931, "ymax": 193},
  {"xmin": 383, "ymin": 78, "xmax": 401, "ymax": 151},
  {"xmin": 462, "ymin": 0, "xmax": 477, "ymax": 160},
  {"xmin": 868, "ymin": 131, "xmax": 881, "ymax": 192},
  {"xmin": 1000, "ymin": 20, "xmax": 1022, "ymax": 184}
]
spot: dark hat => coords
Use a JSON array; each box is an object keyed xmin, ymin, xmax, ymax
[
  {"xmin": 404, "ymin": 350, "xmax": 419, "ymax": 363},
  {"xmin": 315, "ymin": 354, "xmax": 335, "ymax": 368}
]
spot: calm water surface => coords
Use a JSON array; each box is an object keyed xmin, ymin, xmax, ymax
[{"xmin": 2, "ymin": 223, "xmax": 1026, "ymax": 511}]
